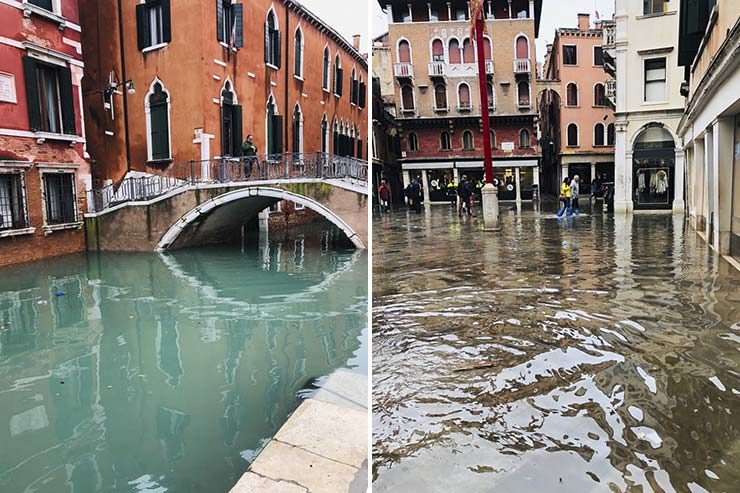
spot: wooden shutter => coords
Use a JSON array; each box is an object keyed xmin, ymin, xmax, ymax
[
  {"xmin": 216, "ymin": 0, "xmax": 225, "ymax": 42},
  {"xmin": 273, "ymin": 115, "xmax": 283, "ymax": 155},
  {"xmin": 232, "ymin": 104, "xmax": 242, "ymax": 156},
  {"xmin": 359, "ymin": 82, "xmax": 366, "ymax": 108},
  {"xmin": 22, "ymin": 56, "xmax": 42, "ymax": 132},
  {"xmin": 274, "ymin": 30, "xmax": 282, "ymax": 68},
  {"xmin": 357, "ymin": 140, "xmax": 362, "ymax": 160},
  {"xmin": 233, "ymin": 3, "xmax": 243, "ymax": 48},
  {"xmin": 352, "ymin": 79, "xmax": 359, "ymax": 104},
  {"xmin": 58, "ymin": 66, "xmax": 76, "ymax": 135},
  {"xmin": 136, "ymin": 3, "xmax": 149, "ymax": 50},
  {"xmin": 151, "ymin": 104, "xmax": 169, "ymax": 159},
  {"xmin": 162, "ymin": 0, "xmax": 172, "ymax": 43},
  {"xmin": 264, "ymin": 22, "xmax": 270, "ymax": 63},
  {"xmin": 336, "ymin": 68, "xmax": 343, "ymax": 96}
]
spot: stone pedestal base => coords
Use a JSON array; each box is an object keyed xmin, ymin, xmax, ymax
[{"xmin": 481, "ymin": 184, "xmax": 501, "ymax": 231}]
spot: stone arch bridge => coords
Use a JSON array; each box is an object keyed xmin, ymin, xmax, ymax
[{"xmin": 85, "ymin": 154, "xmax": 368, "ymax": 251}]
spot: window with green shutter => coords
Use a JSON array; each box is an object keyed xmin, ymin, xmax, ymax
[{"xmin": 23, "ymin": 57, "xmax": 75, "ymax": 135}]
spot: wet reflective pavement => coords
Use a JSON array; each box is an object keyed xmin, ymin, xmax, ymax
[
  {"xmin": 0, "ymin": 227, "xmax": 367, "ymax": 493},
  {"xmin": 372, "ymin": 204, "xmax": 740, "ymax": 493}
]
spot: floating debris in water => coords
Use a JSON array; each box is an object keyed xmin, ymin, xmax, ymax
[
  {"xmin": 708, "ymin": 376, "xmax": 726, "ymax": 392},
  {"xmin": 37, "ymin": 300, "xmax": 48, "ymax": 305},
  {"xmin": 54, "ymin": 291, "xmax": 65, "ymax": 297}
]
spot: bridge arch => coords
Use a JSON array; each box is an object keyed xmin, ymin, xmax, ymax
[{"xmin": 156, "ymin": 186, "xmax": 365, "ymax": 251}]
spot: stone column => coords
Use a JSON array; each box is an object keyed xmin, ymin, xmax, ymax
[
  {"xmin": 421, "ymin": 169, "xmax": 431, "ymax": 206},
  {"xmin": 704, "ymin": 127, "xmax": 714, "ymax": 241},
  {"xmin": 529, "ymin": 0, "xmax": 534, "ymax": 18},
  {"xmin": 614, "ymin": 120, "xmax": 630, "ymax": 213},
  {"xmin": 693, "ymin": 138, "xmax": 705, "ymax": 230},
  {"xmin": 447, "ymin": 2, "xmax": 452, "ymax": 20},
  {"xmin": 386, "ymin": 4, "xmax": 394, "ymax": 23},
  {"xmin": 453, "ymin": 167, "xmax": 459, "ymax": 182},
  {"xmin": 590, "ymin": 162, "xmax": 596, "ymax": 182},
  {"xmin": 713, "ymin": 117, "xmax": 734, "ymax": 254},
  {"xmin": 515, "ymin": 167, "xmax": 522, "ymax": 204},
  {"xmin": 561, "ymin": 162, "xmax": 569, "ymax": 183},
  {"xmin": 673, "ymin": 149, "xmax": 686, "ymax": 214}
]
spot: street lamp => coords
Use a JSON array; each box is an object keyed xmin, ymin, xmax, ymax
[
  {"xmin": 104, "ymin": 79, "xmax": 136, "ymax": 100},
  {"xmin": 471, "ymin": 0, "xmax": 500, "ymax": 231}
]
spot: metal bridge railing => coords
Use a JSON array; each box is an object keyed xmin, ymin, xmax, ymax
[{"xmin": 89, "ymin": 153, "xmax": 367, "ymax": 213}]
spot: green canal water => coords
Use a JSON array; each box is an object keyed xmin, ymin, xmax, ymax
[{"xmin": 0, "ymin": 231, "xmax": 367, "ymax": 493}]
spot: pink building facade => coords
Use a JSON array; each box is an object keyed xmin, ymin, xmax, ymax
[{"xmin": 540, "ymin": 14, "xmax": 615, "ymax": 195}]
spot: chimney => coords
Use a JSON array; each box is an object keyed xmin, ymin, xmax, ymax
[
  {"xmin": 577, "ymin": 13, "xmax": 590, "ymax": 31},
  {"xmin": 546, "ymin": 43, "xmax": 553, "ymax": 55},
  {"xmin": 353, "ymin": 34, "xmax": 361, "ymax": 50}
]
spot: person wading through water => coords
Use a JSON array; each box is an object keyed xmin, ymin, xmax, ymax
[
  {"xmin": 405, "ymin": 178, "xmax": 422, "ymax": 213},
  {"xmin": 378, "ymin": 180, "xmax": 391, "ymax": 213},
  {"xmin": 557, "ymin": 176, "xmax": 571, "ymax": 218},
  {"xmin": 457, "ymin": 175, "xmax": 475, "ymax": 217}
]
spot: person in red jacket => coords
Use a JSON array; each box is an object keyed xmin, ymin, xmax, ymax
[{"xmin": 378, "ymin": 180, "xmax": 391, "ymax": 213}]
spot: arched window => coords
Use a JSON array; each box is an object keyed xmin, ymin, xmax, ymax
[
  {"xmin": 490, "ymin": 130, "xmax": 496, "ymax": 149},
  {"xmin": 607, "ymin": 123, "xmax": 616, "ymax": 146},
  {"xmin": 458, "ymin": 83, "xmax": 471, "ymax": 110},
  {"xmin": 408, "ymin": 132, "xmax": 419, "ymax": 151},
  {"xmin": 221, "ymin": 81, "xmax": 241, "ymax": 157},
  {"xmin": 517, "ymin": 81, "xmax": 530, "ymax": 107},
  {"xmin": 484, "ymin": 38, "xmax": 492, "ymax": 60},
  {"xmin": 321, "ymin": 114, "xmax": 328, "ymax": 153},
  {"xmin": 566, "ymin": 83, "xmax": 578, "ymax": 106},
  {"xmin": 440, "ymin": 131, "xmax": 451, "ymax": 150},
  {"xmin": 462, "ymin": 130, "xmax": 474, "ymax": 150},
  {"xmin": 398, "ymin": 39, "xmax": 411, "ymax": 63},
  {"xmin": 434, "ymin": 83, "xmax": 448, "ymax": 110},
  {"xmin": 432, "ymin": 39, "xmax": 444, "ymax": 62},
  {"xmin": 594, "ymin": 123, "xmax": 605, "ymax": 146},
  {"xmin": 350, "ymin": 67, "xmax": 357, "ymax": 105},
  {"xmin": 333, "ymin": 54, "xmax": 342, "ymax": 96},
  {"xmin": 486, "ymin": 81, "xmax": 495, "ymax": 110},
  {"xmin": 519, "ymin": 129, "xmax": 531, "ymax": 148},
  {"xmin": 266, "ymin": 94, "xmax": 282, "ymax": 156},
  {"xmin": 567, "ymin": 123, "xmax": 579, "ymax": 147},
  {"xmin": 294, "ymin": 27, "xmax": 304, "ymax": 78},
  {"xmin": 401, "ymin": 85, "xmax": 414, "ymax": 111},
  {"xmin": 146, "ymin": 80, "xmax": 170, "ymax": 161},
  {"xmin": 449, "ymin": 39, "xmax": 461, "ymax": 64},
  {"xmin": 594, "ymin": 83, "xmax": 606, "ymax": 107},
  {"xmin": 265, "ymin": 9, "xmax": 280, "ymax": 67},
  {"xmin": 292, "ymin": 104, "xmax": 303, "ymax": 154},
  {"xmin": 516, "ymin": 35, "xmax": 529, "ymax": 59},
  {"xmin": 462, "ymin": 38, "xmax": 475, "ymax": 63},
  {"xmin": 322, "ymin": 46, "xmax": 330, "ymax": 90}
]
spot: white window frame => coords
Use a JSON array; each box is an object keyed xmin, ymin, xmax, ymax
[
  {"xmin": 593, "ymin": 45, "xmax": 604, "ymax": 67},
  {"xmin": 265, "ymin": 6, "xmax": 280, "ymax": 70},
  {"xmin": 566, "ymin": 123, "xmax": 580, "ymax": 147},
  {"xmin": 144, "ymin": 76, "xmax": 173, "ymax": 163},
  {"xmin": 456, "ymin": 81, "xmax": 471, "ymax": 111},
  {"xmin": 643, "ymin": 56, "xmax": 668, "ymax": 104},
  {"xmin": 565, "ymin": 82, "xmax": 579, "ymax": 107},
  {"xmin": 396, "ymin": 37, "xmax": 413, "ymax": 64},
  {"xmin": 407, "ymin": 132, "xmax": 419, "ymax": 151},
  {"xmin": 38, "ymin": 166, "xmax": 81, "ymax": 233},
  {"xmin": 563, "ymin": 44, "xmax": 578, "ymax": 66},
  {"xmin": 400, "ymin": 84, "xmax": 416, "ymax": 112},
  {"xmin": 0, "ymin": 166, "xmax": 33, "ymax": 237},
  {"xmin": 293, "ymin": 24, "xmax": 304, "ymax": 80},
  {"xmin": 514, "ymin": 34, "xmax": 530, "ymax": 59},
  {"xmin": 462, "ymin": 130, "xmax": 474, "ymax": 150},
  {"xmin": 322, "ymin": 45, "xmax": 330, "ymax": 92}
]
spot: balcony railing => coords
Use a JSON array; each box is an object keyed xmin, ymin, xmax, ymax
[
  {"xmin": 517, "ymin": 99, "xmax": 531, "ymax": 110},
  {"xmin": 428, "ymin": 61, "xmax": 446, "ymax": 77},
  {"xmin": 457, "ymin": 102, "xmax": 472, "ymax": 112},
  {"xmin": 513, "ymin": 58, "xmax": 531, "ymax": 74},
  {"xmin": 606, "ymin": 79, "xmax": 616, "ymax": 106},
  {"xmin": 485, "ymin": 60, "xmax": 494, "ymax": 75},
  {"xmin": 393, "ymin": 62, "xmax": 414, "ymax": 78},
  {"xmin": 603, "ymin": 22, "xmax": 616, "ymax": 47}
]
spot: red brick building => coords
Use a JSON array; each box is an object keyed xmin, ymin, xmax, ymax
[
  {"xmin": 0, "ymin": 0, "xmax": 91, "ymax": 268},
  {"xmin": 79, "ymin": 0, "xmax": 369, "ymax": 185},
  {"xmin": 379, "ymin": 0, "xmax": 543, "ymax": 203}
]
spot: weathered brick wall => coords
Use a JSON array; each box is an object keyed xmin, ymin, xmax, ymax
[{"xmin": 268, "ymin": 202, "xmax": 325, "ymax": 232}]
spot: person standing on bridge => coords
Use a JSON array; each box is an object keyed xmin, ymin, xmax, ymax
[{"xmin": 242, "ymin": 135, "xmax": 258, "ymax": 178}]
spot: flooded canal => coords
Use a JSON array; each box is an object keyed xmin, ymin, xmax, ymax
[
  {"xmin": 0, "ymin": 227, "xmax": 367, "ymax": 493},
  {"xmin": 373, "ymin": 206, "xmax": 740, "ymax": 493}
]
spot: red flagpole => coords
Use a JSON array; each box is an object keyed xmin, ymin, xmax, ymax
[{"xmin": 473, "ymin": 10, "xmax": 493, "ymax": 185}]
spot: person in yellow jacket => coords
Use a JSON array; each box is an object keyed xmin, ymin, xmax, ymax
[{"xmin": 557, "ymin": 176, "xmax": 571, "ymax": 217}]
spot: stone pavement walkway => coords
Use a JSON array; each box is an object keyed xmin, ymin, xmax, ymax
[{"xmin": 230, "ymin": 369, "xmax": 368, "ymax": 493}]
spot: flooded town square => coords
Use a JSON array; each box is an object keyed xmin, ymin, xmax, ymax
[{"xmin": 372, "ymin": 206, "xmax": 740, "ymax": 493}]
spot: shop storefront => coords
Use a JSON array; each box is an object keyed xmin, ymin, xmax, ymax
[
  {"xmin": 631, "ymin": 127, "xmax": 676, "ymax": 211},
  {"xmin": 402, "ymin": 159, "xmax": 540, "ymax": 204}
]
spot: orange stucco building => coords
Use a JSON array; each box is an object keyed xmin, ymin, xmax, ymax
[
  {"xmin": 79, "ymin": 0, "xmax": 368, "ymax": 185},
  {"xmin": 540, "ymin": 13, "xmax": 615, "ymax": 195}
]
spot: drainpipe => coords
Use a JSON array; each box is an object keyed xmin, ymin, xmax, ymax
[
  {"xmin": 284, "ymin": 2, "xmax": 290, "ymax": 155},
  {"xmin": 116, "ymin": 0, "xmax": 132, "ymax": 172}
]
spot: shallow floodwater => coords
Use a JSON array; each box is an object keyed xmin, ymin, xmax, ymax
[
  {"xmin": 0, "ymin": 229, "xmax": 367, "ymax": 493},
  {"xmin": 373, "ymin": 205, "xmax": 740, "ymax": 493}
]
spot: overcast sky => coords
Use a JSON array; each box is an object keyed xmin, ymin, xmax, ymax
[
  {"xmin": 299, "ymin": 0, "xmax": 371, "ymax": 54},
  {"xmin": 372, "ymin": 0, "xmax": 616, "ymax": 61}
]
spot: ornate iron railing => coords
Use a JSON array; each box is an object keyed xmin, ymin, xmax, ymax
[{"xmin": 89, "ymin": 152, "xmax": 367, "ymax": 212}]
